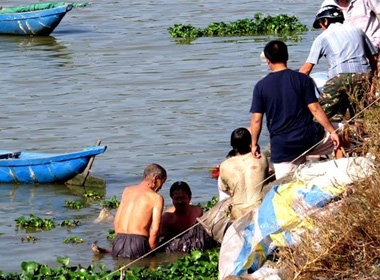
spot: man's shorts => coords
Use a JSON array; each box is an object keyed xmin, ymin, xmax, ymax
[
  {"xmin": 272, "ymin": 123, "xmax": 345, "ymax": 179},
  {"xmin": 321, "ymin": 73, "xmax": 372, "ymax": 122},
  {"xmin": 111, "ymin": 233, "xmax": 150, "ymax": 259}
]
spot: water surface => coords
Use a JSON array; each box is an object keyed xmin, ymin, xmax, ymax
[{"xmin": 0, "ymin": 0, "xmax": 327, "ymax": 273}]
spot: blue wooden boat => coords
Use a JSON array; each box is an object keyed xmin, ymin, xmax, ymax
[
  {"xmin": 0, "ymin": 3, "xmax": 74, "ymax": 36},
  {"xmin": 0, "ymin": 145, "xmax": 107, "ymax": 184}
]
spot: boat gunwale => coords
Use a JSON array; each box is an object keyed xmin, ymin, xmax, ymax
[
  {"xmin": 0, "ymin": 4, "xmax": 72, "ymax": 19},
  {"xmin": 0, "ymin": 146, "xmax": 107, "ymax": 167}
]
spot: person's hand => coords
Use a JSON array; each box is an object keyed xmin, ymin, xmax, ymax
[
  {"xmin": 251, "ymin": 144, "xmax": 262, "ymax": 158},
  {"xmin": 330, "ymin": 131, "xmax": 340, "ymax": 149}
]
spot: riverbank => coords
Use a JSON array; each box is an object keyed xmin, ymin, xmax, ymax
[{"xmin": 2, "ymin": 103, "xmax": 379, "ymax": 279}]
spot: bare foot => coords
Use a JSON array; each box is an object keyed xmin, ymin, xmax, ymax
[{"xmin": 91, "ymin": 241, "xmax": 110, "ymax": 254}]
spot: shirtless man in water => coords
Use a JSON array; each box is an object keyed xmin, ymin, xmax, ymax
[
  {"xmin": 111, "ymin": 163, "xmax": 167, "ymax": 259},
  {"xmin": 93, "ymin": 179, "xmax": 213, "ymax": 254},
  {"xmin": 160, "ymin": 181, "xmax": 203, "ymax": 240}
]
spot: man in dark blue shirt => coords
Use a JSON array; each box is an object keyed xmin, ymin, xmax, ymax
[{"xmin": 250, "ymin": 40, "xmax": 340, "ymax": 179}]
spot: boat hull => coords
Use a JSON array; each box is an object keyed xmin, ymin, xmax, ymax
[
  {"xmin": 0, "ymin": 146, "xmax": 107, "ymax": 184},
  {"xmin": 0, "ymin": 4, "xmax": 72, "ymax": 36}
]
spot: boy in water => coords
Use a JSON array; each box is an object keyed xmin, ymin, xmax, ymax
[{"xmin": 160, "ymin": 181, "xmax": 203, "ymax": 239}]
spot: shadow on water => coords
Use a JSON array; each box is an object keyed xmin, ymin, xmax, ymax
[
  {"xmin": 0, "ymin": 35, "xmax": 72, "ymax": 64},
  {"xmin": 0, "ymin": 183, "xmax": 85, "ymax": 203},
  {"xmin": 53, "ymin": 28, "xmax": 92, "ymax": 35},
  {"xmin": 0, "ymin": 35, "xmax": 61, "ymax": 49}
]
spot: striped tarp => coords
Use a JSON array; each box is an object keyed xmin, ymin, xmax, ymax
[{"xmin": 218, "ymin": 157, "xmax": 375, "ymax": 278}]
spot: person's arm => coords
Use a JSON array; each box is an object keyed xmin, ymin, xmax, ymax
[
  {"xmin": 369, "ymin": 53, "xmax": 378, "ymax": 75},
  {"xmin": 199, "ymin": 206, "xmax": 204, "ymax": 216},
  {"xmin": 113, "ymin": 205, "xmax": 121, "ymax": 233},
  {"xmin": 149, "ymin": 195, "xmax": 164, "ymax": 249},
  {"xmin": 159, "ymin": 212, "xmax": 168, "ymax": 238},
  {"xmin": 113, "ymin": 190, "xmax": 126, "ymax": 234},
  {"xmin": 299, "ymin": 62, "xmax": 315, "ymax": 76},
  {"xmin": 308, "ymin": 102, "xmax": 340, "ymax": 149},
  {"xmin": 218, "ymin": 173, "xmax": 231, "ymax": 199},
  {"xmin": 368, "ymin": 53, "xmax": 378, "ymax": 100},
  {"xmin": 250, "ymin": 113, "xmax": 263, "ymax": 158}
]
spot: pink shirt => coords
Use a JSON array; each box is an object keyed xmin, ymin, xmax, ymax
[{"xmin": 321, "ymin": 0, "xmax": 380, "ymax": 49}]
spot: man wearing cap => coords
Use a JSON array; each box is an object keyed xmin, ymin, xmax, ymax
[
  {"xmin": 300, "ymin": 5, "xmax": 378, "ymax": 122},
  {"xmin": 320, "ymin": 0, "xmax": 380, "ymax": 51}
]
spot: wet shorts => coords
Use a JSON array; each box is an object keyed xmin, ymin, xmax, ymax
[{"xmin": 111, "ymin": 233, "xmax": 150, "ymax": 259}]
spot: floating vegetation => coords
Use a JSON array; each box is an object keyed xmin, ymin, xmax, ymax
[
  {"xmin": 15, "ymin": 214, "xmax": 55, "ymax": 231},
  {"xmin": 82, "ymin": 190, "xmax": 104, "ymax": 201},
  {"xmin": 20, "ymin": 235, "xmax": 39, "ymax": 243},
  {"xmin": 64, "ymin": 200, "xmax": 84, "ymax": 209},
  {"xmin": 62, "ymin": 236, "xmax": 84, "ymax": 244},
  {"xmin": 168, "ymin": 13, "xmax": 308, "ymax": 40},
  {"xmin": 59, "ymin": 219, "xmax": 81, "ymax": 227},
  {"xmin": 0, "ymin": 250, "xmax": 219, "ymax": 279},
  {"xmin": 198, "ymin": 196, "xmax": 218, "ymax": 212},
  {"xmin": 106, "ymin": 229, "xmax": 115, "ymax": 242},
  {"xmin": 101, "ymin": 195, "xmax": 120, "ymax": 209},
  {"xmin": 0, "ymin": 257, "xmax": 109, "ymax": 279},
  {"xmin": 125, "ymin": 249, "xmax": 219, "ymax": 279}
]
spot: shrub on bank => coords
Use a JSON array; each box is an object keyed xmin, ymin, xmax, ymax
[{"xmin": 273, "ymin": 82, "xmax": 380, "ymax": 279}]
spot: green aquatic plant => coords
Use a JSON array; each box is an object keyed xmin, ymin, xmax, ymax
[
  {"xmin": 168, "ymin": 13, "xmax": 308, "ymax": 39},
  {"xmin": 6, "ymin": 198, "xmax": 222, "ymax": 279},
  {"xmin": 198, "ymin": 196, "xmax": 219, "ymax": 212},
  {"xmin": 82, "ymin": 190, "xmax": 104, "ymax": 201},
  {"xmin": 101, "ymin": 195, "xmax": 120, "ymax": 209},
  {"xmin": 122, "ymin": 249, "xmax": 219, "ymax": 279},
  {"xmin": 64, "ymin": 200, "xmax": 84, "ymax": 209},
  {"xmin": 62, "ymin": 236, "xmax": 84, "ymax": 244},
  {"xmin": 20, "ymin": 235, "xmax": 39, "ymax": 243},
  {"xmin": 59, "ymin": 219, "xmax": 81, "ymax": 227},
  {"xmin": 107, "ymin": 228, "xmax": 116, "ymax": 242},
  {"xmin": 0, "ymin": 257, "xmax": 112, "ymax": 279},
  {"xmin": 15, "ymin": 214, "xmax": 55, "ymax": 231},
  {"xmin": 0, "ymin": 249, "xmax": 219, "ymax": 279}
]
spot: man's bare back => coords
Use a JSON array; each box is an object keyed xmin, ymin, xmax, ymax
[
  {"xmin": 114, "ymin": 184, "xmax": 164, "ymax": 241},
  {"xmin": 112, "ymin": 163, "xmax": 167, "ymax": 257}
]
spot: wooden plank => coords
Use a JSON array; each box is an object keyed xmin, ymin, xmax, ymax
[
  {"xmin": 81, "ymin": 140, "xmax": 102, "ymax": 186},
  {"xmin": 65, "ymin": 140, "xmax": 106, "ymax": 188}
]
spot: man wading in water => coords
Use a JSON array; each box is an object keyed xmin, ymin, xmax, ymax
[{"xmin": 92, "ymin": 163, "xmax": 167, "ymax": 259}]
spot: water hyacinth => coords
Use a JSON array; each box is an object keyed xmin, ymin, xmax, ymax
[{"xmin": 168, "ymin": 13, "xmax": 308, "ymax": 39}]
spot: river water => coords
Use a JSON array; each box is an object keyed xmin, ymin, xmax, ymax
[{"xmin": 0, "ymin": 0, "xmax": 328, "ymax": 273}]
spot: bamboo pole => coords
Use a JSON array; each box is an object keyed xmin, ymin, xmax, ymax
[{"xmin": 81, "ymin": 139, "xmax": 102, "ymax": 186}]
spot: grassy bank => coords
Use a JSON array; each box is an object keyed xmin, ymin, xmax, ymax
[{"xmin": 273, "ymin": 95, "xmax": 380, "ymax": 279}]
